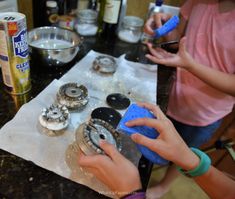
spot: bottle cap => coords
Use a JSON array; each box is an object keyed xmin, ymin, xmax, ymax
[
  {"xmin": 46, "ymin": 1, "xmax": 57, "ymax": 8},
  {"xmin": 155, "ymin": 0, "xmax": 164, "ymax": 6}
]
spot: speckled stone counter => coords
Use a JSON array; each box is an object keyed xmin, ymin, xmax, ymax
[{"xmin": 0, "ymin": 36, "xmax": 173, "ymax": 198}]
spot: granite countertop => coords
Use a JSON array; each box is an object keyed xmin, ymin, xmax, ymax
[{"xmin": 0, "ymin": 35, "xmax": 174, "ymax": 198}]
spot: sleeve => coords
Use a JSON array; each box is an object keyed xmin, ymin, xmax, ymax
[{"xmin": 180, "ymin": 0, "xmax": 195, "ymax": 20}]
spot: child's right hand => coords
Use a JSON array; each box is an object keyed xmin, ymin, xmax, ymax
[
  {"xmin": 126, "ymin": 102, "xmax": 200, "ymax": 171},
  {"xmin": 144, "ymin": 13, "xmax": 172, "ymax": 35}
]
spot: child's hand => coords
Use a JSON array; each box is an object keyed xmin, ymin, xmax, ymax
[
  {"xmin": 144, "ymin": 13, "xmax": 172, "ymax": 35},
  {"xmin": 145, "ymin": 37, "xmax": 195, "ymax": 70},
  {"xmin": 126, "ymin": 102, "xmax": 200, "ymax": 171},
  {"xmin": 78, "ymin": 141, "xmax": 142, "ymax": 198}
]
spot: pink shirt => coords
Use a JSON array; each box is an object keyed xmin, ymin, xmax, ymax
[{"xmin": 167, "ymin": 0, "xmax": 235, "ymax": 126}]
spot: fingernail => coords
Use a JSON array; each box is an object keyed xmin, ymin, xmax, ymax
[
  {"xmin": 99, "ymin": 139, "xmax": 106, "ymax": 145},
  {"xmin": 131, "ymin": 133, "xmax": 137, "ymax": 141}
]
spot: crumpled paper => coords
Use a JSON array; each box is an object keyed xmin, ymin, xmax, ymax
[{"xmin": 0, "ymin": 50, "xmax": 157, "ymax": 198}]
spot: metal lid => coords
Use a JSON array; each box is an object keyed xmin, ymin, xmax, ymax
[
  {"xmin": 46, "ymin": 1, "xmax": 57, "ymax": 8},
  {"xmin": 0, "ymin": 12, "xmax": 25, "ymax": 21},
  {"xmin": 106, "ymin": 93, "xmax": 131, "ymax": 110},
  {"xmin": 123, "ymin": 16, "xmax": 144, "ymax": 28},
  {"xmin": 77, "ymin": 9, "xmax": 97, "ymax": 22},
  {"xmin": 91, "ymin": 107, "xmax": 122, "ymax": 128}
]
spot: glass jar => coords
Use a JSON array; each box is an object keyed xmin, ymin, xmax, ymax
[
  {"xmin": 118, "ymin": 16, "xmax": 144, "ymax": 43},
  {"xmin": 75, "ymin": 9, "xmax": 98, "ymax": 36}
]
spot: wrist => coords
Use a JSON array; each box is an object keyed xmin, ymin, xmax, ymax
[
  {"xmin": 183, "ymin": 56, "xmax": 197, "ymax": 71},
  {"xmin": 174, "ymin": 147, "xmax": 200, "ymax": 171},
  {"xmin": 179, "ymin": 150, "xmax": 200, "ymax": 171},
  {"xmin": 177, "ymin": 148, "xmax": 211, "ymax": 177}
]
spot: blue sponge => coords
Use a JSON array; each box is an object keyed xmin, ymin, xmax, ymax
[
  {"xmin": 117, "ymin": 104, "xmax": 168, "ymax": 165},
  {"xmin": 154, "ymin": 15, "xmax": 180, "ymax": 38}
]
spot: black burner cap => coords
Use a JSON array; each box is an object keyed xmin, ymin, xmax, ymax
[
  {"xmin": 106, "ymin": 93, "xmax": 131, "ymax": 110},
  {"xmin": 91, "ymin": 107, "xmax": 122, "ymax": 128}
]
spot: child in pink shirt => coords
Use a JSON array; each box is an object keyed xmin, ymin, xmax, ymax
[{"xmin": 145, "ymin": 0, "xmax": 235, "ymax": 198}]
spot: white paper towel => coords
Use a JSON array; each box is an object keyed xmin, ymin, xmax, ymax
[{"xmin": 0, "ymin": 50, "xmax": 157, "ymax": 197}]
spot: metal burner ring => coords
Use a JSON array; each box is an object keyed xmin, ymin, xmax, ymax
[
  {"xmin": 38, "ymin": 104, "xmax": 70, "ymax": 131},
  {"xmin": 92, "ymin": 55, "xmax": 117, "ymax": 74},
  {"xmin": 57, "ymin": 83, "xmax": 89, "ymax": 110},
  {"xmin": 76, "ymin": 118, "xmax": 121, "ymax": 155}
]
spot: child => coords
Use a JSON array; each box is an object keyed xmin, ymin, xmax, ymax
[{"xmin": 144, "ymin": 0, "xmax": 235, "ymax": 198}]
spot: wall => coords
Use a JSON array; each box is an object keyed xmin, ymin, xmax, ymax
[
  {"xmin": 17, "ymin": 0, "xmax": 33, "ymax": 30},
  {"xmin": 126, "ymin": 0, "xmax": 185, "ymax": 20},
  {"xmin": 18, "ymin": 0, "xmax": 185, "ymax": 30}
]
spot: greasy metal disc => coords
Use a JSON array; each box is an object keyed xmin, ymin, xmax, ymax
[
  {"xmin": 92, "ymin": 55, "xmax": 117, "ymax": 74},
  {"xmin": 76, "ymin": 118, "xmax": 121, "ymax": 155},
  {"xmin": 91, "ymin": 107, "xmax": 122, "ymax": 128},
  {"xmin": 106, "ymin": 93, "xmax": 131, "ymax": 110},
  {"xmin": 57, "ymin": 83, "xmax": 88, "ymax": 110},
  {"xmin": 38, "ymin": 104, "xmax": 70, "ymax": 131}
]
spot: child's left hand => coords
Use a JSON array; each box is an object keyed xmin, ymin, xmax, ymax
[
  {"xmin": 78, "ymin": 140, "xmax": 142, "ymax": 198},
  {"xmin": 146, "ymin": 37, "xmax": 194, "ymax": 70}
]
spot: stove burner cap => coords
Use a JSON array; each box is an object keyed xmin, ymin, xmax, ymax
[
  {"xmin": 65, "ymin": 87, "xmax": 82, "ymax": 98},
  {"xmin": 91, "ymin": 107, "xmax": 122, "ymax": 128},
  {"xmin": 38, "ymin": 104, "xmax": 70, "ymax": 132},
  {"xmin": 92, "ymin": 55, "xmax": 117, "ymax": 74},
  {"xmin": 106, "ymin": 93, "xmax": 130, "ymax": 110},
  {"xmin": 76, "ymin": 118, "xmax": 121, "ymax": 155},
  {"xmin": 57, "ymin": 83, "xmax": 88, "ymax": 110}
]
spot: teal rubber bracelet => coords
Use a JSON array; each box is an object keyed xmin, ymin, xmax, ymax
[{"xmin": 177, "ymin": 147, "xmax": 211, "ymax": 177}]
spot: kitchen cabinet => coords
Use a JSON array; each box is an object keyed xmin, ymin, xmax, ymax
[{"xmin": 17, "ymin": 0, "xmax": 33, "ymax": 30}]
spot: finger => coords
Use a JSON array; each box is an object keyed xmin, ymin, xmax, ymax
[
  {"xmin": 126, "ymin": 118, "xmax": 167, "ymax": 135},
  {"xmin": 144, "ymin": 17, "xmax": 155, "ymax": 35},
  {"xmin": 153, "ymin": 13, "xmax": 163, "ymax": 28},
  {"xmin": 152, "ymin": 47, "xmax": 174, "ymax": 57},
  {"xmin": 146, "ymin": 44, "xmax": 173, "ymax": 59},
  {"xmin": 145, "ymin": 54, "xmax": 168, "ymax": 65},
  {"xmin": 99, "ymin": 140, "xmax": 123, "ymax": 162},
  {"xmin": 162, "ymin": 14, "xmax": 172, "ymax": 22},
  {"xmin": 153, "ymin": 13, "xmax": 172, "ymax": 28},
  {"xmin": 78, "ymin": 151, "xmax": 105, "ymax": 167},
  {"xmin": 131, "ymin": 133, "xmax": 162, "ymax": 152},
  {"xmin": 147, "ymin": 44, "xmax": 166, "ymax": 59},
  {"xmin": 136, "ymin": 102, "xmax": 167, "ymax": 120}
]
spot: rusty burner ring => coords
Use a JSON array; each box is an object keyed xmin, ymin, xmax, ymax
[{"xmin": 57, "ymin": 82, "xmax": 89, "ymax": 110}]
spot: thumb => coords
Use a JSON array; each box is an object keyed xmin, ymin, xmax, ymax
[
  {"xmin": 131, "ymin": 133, "xmax": 160, "ymax": 152},
  {"xmin": 99, "ymin": 140, "xmax": 122, "ymax": 162}
]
